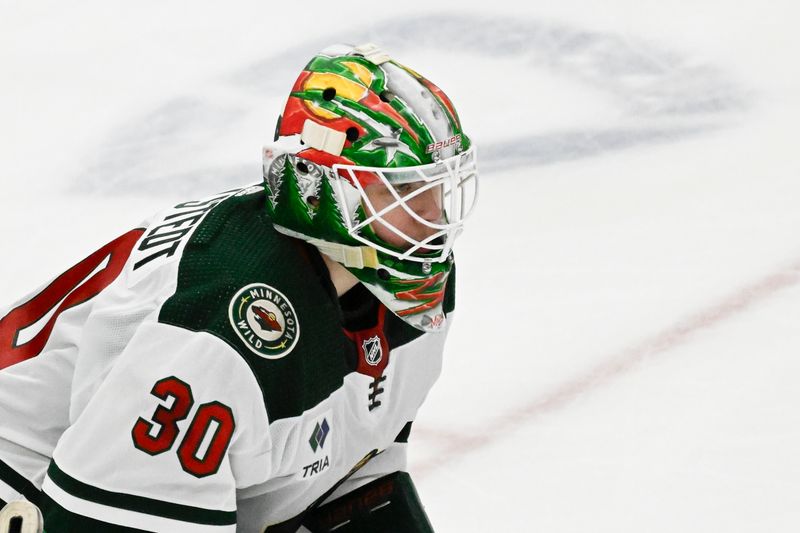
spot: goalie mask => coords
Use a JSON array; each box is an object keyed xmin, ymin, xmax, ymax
[{"xmin": 262, "ymin": 43, "xmax": 478, "ymax": 332}]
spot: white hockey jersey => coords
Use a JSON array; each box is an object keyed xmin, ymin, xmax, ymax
[{"xmin": 0, "ymin": 185, "xmax": 455, "ymax": 532}]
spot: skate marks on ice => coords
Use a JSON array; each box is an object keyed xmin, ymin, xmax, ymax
[
  {"xmin": 72, "ymin": 15, "xmax": 750, "ymax": 195},
  {"xmin": 412, "ymin": 258, "xmax": 800, "ymax": 477},
  {"xmin": 364, "ymin": 15, "xmax": 751, "ymax": 173}
]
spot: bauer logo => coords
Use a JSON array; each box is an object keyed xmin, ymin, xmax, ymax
[
  {"xmin": 425, "ymin": 134, "xmax": 461, "ymax": 154},
  {"xmin": 229, "ymin": 283, "xmax": 299, "ymax": 359}
]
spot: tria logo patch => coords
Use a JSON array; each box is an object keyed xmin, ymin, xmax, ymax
[
  {"xmin": 309, "ymin": 418, "xmax": 330, "ymax": 453},
  {"xmin": 229, "ymin": 283, "xmax": 299, "ymax": 359},
  {"xmin": 301, "ymin": 417, "xmax": 332, "ymax": 479},
  {"xmin": 302, "ymin": 455, "xmax": 330, "ymax": 478},
  {"xmin": 362, "ymin": 336, "xmax": 382, "ymax": 366}
]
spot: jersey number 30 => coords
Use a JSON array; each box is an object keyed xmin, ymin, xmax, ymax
[{"xmin": 131, "ymin": 376, "xmax": 235, "ymax": 478}]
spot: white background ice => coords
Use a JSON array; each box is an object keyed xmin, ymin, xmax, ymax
[{"xmin": 2, "ymin": 1, "xmax": 800, "ymax": 531}]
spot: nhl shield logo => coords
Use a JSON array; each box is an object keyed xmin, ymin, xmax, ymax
[
  {"xmin": 362, "ymin": 335, "xmax": 382, "ymax": 366},
  {"xmin": 229, "ymin": 283, "xmax": 299, "ymax": 359}
]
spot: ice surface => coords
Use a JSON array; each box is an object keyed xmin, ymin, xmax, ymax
[{"xmin": 2, "ymin": 1, "xmax": 800, "ymax": 531}]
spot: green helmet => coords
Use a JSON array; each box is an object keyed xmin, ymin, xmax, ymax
[{"xmin": 262, "ymin": 43, "xmax": 478, "ymax": 331}]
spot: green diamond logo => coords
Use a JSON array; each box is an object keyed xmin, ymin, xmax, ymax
[{"xmin": 308, "ymin": 418, "xmax": 330, "ymax": 453}]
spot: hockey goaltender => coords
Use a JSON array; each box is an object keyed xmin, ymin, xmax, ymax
[{"xmin": 0, "ymin": 42, "xmax": 478, "ymax": 533}]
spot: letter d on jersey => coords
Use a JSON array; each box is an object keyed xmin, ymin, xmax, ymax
[{"xmin": 0, "ymin": 500, "xmax": 43, "ymax": 533}]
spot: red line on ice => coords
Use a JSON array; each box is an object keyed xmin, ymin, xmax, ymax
[{"xmin": 414, "ymin": 261, "xmax": 800, "ymax": 477}]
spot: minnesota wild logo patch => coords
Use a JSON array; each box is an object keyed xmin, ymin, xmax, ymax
[{"xmin": 229, "ymin": 283, "xmax": 299, "ymax": 359}]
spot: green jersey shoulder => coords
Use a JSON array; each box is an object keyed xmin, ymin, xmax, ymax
[
  {"xmin": 144, "ymin": 185, "xmax": 349, "ymax": 422},
  {"xmin": 130, "ymin": 183, "xmax": 454, "ymax": 422}
]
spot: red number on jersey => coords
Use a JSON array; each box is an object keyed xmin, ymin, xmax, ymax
[
  {"xmin": 133, "ymin": 377, "xmax": 235, "ymax": 477},
  {"xmin": 177, "ymin": 402, "xmax": 236, "ymax": 478},
  {"xmin": 132, "ymin": 376, "xmax": 195, "ymax": 455},
  {"xmin": 0, "ymin": 229, "xmax": 143, "ymax": 370}
]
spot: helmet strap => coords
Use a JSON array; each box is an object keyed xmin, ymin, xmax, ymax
[
  {"xmin": 301, "ymin": 120, "xmax": 346, "ymax": 156},
  {"xmin": 307, "ymin": 238, "xmax": 379, "ymax": 270}
]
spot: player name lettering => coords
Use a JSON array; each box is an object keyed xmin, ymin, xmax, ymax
[
  {"xmin": 302, "ymin": 455, "xmax": 330, "ymax": 478},
  {"xmin": 133, "ymin": 191, "xmax": 236, "ymax": 270}
]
